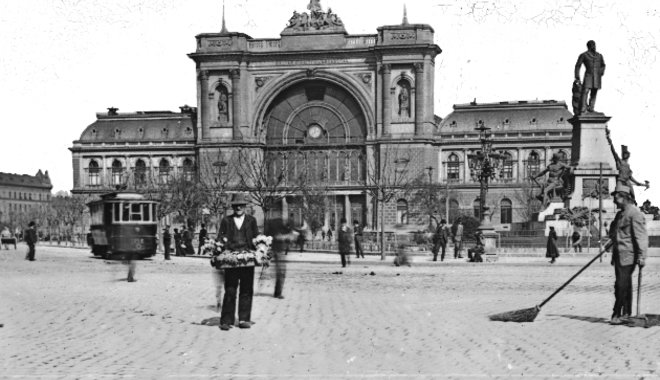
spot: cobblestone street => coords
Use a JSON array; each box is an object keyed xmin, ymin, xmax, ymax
[{"xmin": 2, "ymin": 245, "xmax": 660, "ymax": 379}]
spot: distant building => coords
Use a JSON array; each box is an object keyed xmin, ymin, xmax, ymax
[{"xmin": 0, "ymin": 170, "xmax": 53, "ymax": 228}]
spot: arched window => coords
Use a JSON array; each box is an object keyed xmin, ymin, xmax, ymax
[
  {"xmin": 88, "ymin": 160, "xmax": 100, "ymax": 186},
  {"xmin": 135, "ymin": 159, "xmax": 147, "ymax": 186},
  {"xmin": 501, "ymin": 198, "xmax": 513, "ymax": 224},
  {"xmin": 396, "ymin": 199, "xmax": 408, "ymax": 224},
  {"xmin": 473, "ymin": 198, "xmax": 481, "ymax": 220},
  {"xmin": 527, "ymin": 151, "xmax": 540, "ymax": 177},
  {"xmin": 183, "ymin": 158, "xmax": 195, "ymax": 181},
  {"xmin": 111, "ymin": 159, "xmax": 123, "ymax": 186},
  {"xmin": 500, "ymin": 152, "xmax": 513, "ymax": 180},
  {"xmin": 159, "ymin": 159, "xmax": 171, "ymax": 184},
  {"xmin": 447, "ymin": 153, "xmax": 460, "ymax": 182},
  {"xmin": 449, "ymin": 199, "xmax": 460, "ymax": 223}
]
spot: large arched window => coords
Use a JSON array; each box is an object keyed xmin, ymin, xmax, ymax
[
  {"xmin": 527, "ymin": 151, "xmax": 540, "ymax": 177},
  {"xmin": 447, "ymin": 153, "xmax": 460, "ymax": 182},
  {"xmin": 88, "ymin": 160, "xmax": 100, "ymax": 186},
  {"xmin": 396, "ymin": 199, "xmax": 408, "ymax": 224},
  {"xmin": 183, "ymin": 158, "xmax": 195, "ymax": 182},
  {"xmin": 135, "ymin": 159, "xmax": 147, "ymax": 186},
  {"xmin": 500, "ymin": 152, "xmax": 513, "ymax": 180},
  {"xmin": 111, "ymin": 159, "xmax": 123, "ymax": 186},
  {"xmin": 159, "ymin": 159, "xmax": 171, "ymax": 184},
  {"xmin": 501, "ymin": 198, "xmax": 513, "ymax": 224}
]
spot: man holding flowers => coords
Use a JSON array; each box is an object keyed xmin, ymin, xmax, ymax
[{"xmin": 217, "ymin": 193, "xmax": 260, "ymax": 331}]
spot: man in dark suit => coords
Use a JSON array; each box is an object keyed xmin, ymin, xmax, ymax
[
  {"xmin": 24, "ymin": 221, "xmax": 38, "ymax": 261},
  {"xmin": 162, "ymin": 226, "xmax": 172, "ymax": 260},
  {"xmin": 173, "ymin": 228, "xmax": 182, "ymax": 256},
  {"xmin": 353, "ymin": 220, "xmax": 365, "ymax": 258},
  {"xmin": 337, "ymin": 217, "xmax": 352, "ymax": 268},
  {"xmin": 432, "ymin": 219, "xmax": 449, "ymax": 262},
  {"xmin": 197, "ymin": 223, "xmax": 208, "ymax": 255},
  {"xmin": 218, "ymin": 194, "xmax": 260, "ymax": 331}
]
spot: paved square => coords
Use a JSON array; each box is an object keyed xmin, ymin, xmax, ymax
[{"xmin": 1, "ymin": 246, "xmax": 659, "ymax": 379}]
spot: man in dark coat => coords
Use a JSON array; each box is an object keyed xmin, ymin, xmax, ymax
[
  {"xmin": 173, "ymin": 228, "xmax": 182, "ymax": 256},
  {"xmin": 24, "ymin": 221, "xmax": 38, "ymax": 261},
  {"xmin": 337, "ymin": 217, "xmax": 352, "ymax": 268},
  {"xmin": 197, "ymin": 223, "xmax": 208, "ymax": 255},
  {"xmin": 432, "ymin": 219, "xmax": 450, "ymax": 262},
  {"xmin": 546, "ymin": 226, "xmax": 560, "ymax": 264},
  {"xmin": 574, "ymin": 40, "xmax": 606, "ymax": 114},
  {"xmin": 162, "ymin": 226, "xmax": 172, "ymax": 260},
  {"xmin": 218, "ymin": 194, "xmax": 260, "ymax": 331},
  {"xmin": 608, "ymin": 184, "xmax": 648, "ymax": 325},
  {"xmin": 182, "ymin": 225, "xmax": 195, "ymax": 256},
  {"xmin": 353, "ymin": 220, "xmax": 365, "ymax": 258}
]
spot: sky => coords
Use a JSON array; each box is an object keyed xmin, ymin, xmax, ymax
[{"xmin": 1, "ymin": 0, "xmax": 659, "ymax": 202}]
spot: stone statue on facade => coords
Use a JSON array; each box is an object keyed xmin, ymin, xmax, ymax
[
  {"xmin": 398, "ymin": 87, "xmax": 410, "ymax": 117},
  {"xmin": 574, "ymin": 40, "xmax": 606, "ymax": 115},
  {"xmin": 532, "ymin": 153, "xmax": 573, "ymax": 206},
  {"xmin": 217, "ymin": 88, "xmax": 228, "ymax": 122},
  {"xmin": 283, "ymin": 1, "xmax": 344, "ymax": 33}
]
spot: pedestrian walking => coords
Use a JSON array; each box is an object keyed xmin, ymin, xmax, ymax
[
  {"xmin": 432, "ymin": 219, "xmax": 449, "ymax": 262},
  {"xmin": 353, "ymin": 220, "xmax": 365, "ymax": 258},
  {"xmin": 173, "ymin": 228, "xmax": 182, "ymax": 256},
  {"xmin": 452, "ymin": 219, "xmax": 464, "ymax": 259},
  {"xmin": 197, "ymin": 223, "xmax": 208, "ymax": 255},
  {"xmin": 1, "ymin": 226, "xmax": 16, "ymax": 250},
  {"xmin": 218, "ymin": 194, "xmax": 260, "ymax": 331},
  {"xmin": 265, "ymin": 217, "xmax": 295, "ymax": 299},
  {"xmin": 607, "ymin": 184, "xmax": 648, "ymax": 325},
  {"xmin": 337, "ymin": 218, "xmax": 352, "ymax": 268},
  {"xmin": 162, "ymin": 226, "xmax": 172, "ymax": 260},
  {"xmin": 327, "ymin": 227, "xmax": 333, "ymax": 242},
  {"xmin": 571, "ymin": 229, "xmax": 582, "ymax": 253},
  {"xmin": 182, "ymin": 225, "xmax": 195, "ymax": 256},
  {"xmin": 24, "ymin": 221, "xmax": 37, "ymax": 261},
  {"xmin": 546, "ymin": 226, "xmax": 560, "ymax": 264}
]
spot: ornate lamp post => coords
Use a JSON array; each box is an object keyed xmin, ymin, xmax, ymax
[{"xmin": 467, "ymin": 125, "xmax": 501, "ymax": 229}]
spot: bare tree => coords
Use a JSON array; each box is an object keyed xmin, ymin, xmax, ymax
[
  {"xmin": 365, "ymin": 145, "xmax": 418, "ymax": 260},
  {"xmin": 299, "ymin": 183, "xmax": 330, "ymax": 237},
  {"xmin": 512, "ymin": 180, "xmax": 543, "ymax": 226}
]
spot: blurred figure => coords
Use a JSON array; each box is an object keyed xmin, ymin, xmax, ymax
[
  {"xmin": 265, "ymin": 218, "xmax": 296, "ymax": 299},
  {"xmin": 24, "ymin": 221, "xmax": 38, "ymax": 261},
  {"xmin": 123, "ymin": 252, "xmax": 137, "ymax": 282},
  {"xmin": 337, "ymin": 217, "xmax": 352, "ymax": 268},
  {"xmin": 546, "ymin": 226, "xmax": 560, "ymax": 264},
  {"xmin": 452, "ymin": 219, "xmax": 464, "ymax": 259},
  {"xmin": 197, "ymin": 223, "xmax": 208, "ymax": 255},
  {"xmin": 213, "ymin": 267, "xmax": 225, "ymax": 312},
  {"xmin": 467, "ymin": 230, "xmax": 485, "ymax": 263},
  {"xmin": 162, "ymin": 225, "xmax": 172, "ymax": 260},
  {"xmin": 432, "ymin": 219, "xmax": 450, "ymax": 262},
  {"xmin": 394, "ymin": 244, "xmax": 412, "ymax": 267},
  {"xmin": 182, "ymin": 225, "xmax": 195, "ymax": 256},
  {"xmin": 1, "ymin": 226, "xmax": 15, "ymax": 250},
  {"xmin": 571, "ymin": 229, "xmax": 583, "ymax": 253},
  {"xmin": 173, "ymin": 228, "xmax": 182, "ymax": 256},
  {"xmin": 353, "ymin": 220, "xmax": 364, "ymax": 258}
]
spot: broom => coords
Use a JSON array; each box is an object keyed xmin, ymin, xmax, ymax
[{"xmin": 489, "ymin": 240, "xmax": 613, "ymax": 322}]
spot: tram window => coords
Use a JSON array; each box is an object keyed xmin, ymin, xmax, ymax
[
  {"xmin": 114, "ymin": 203, "xmax": 121, "ymax": 222},
  {"xmin": 122, "ymin": 204, "xmax": 130, "ymax": 221},
  {"xmin": 131, "ymin": 204, "xmax": 142, "ymax": 221},
  {"xmin": 142, "ymin": 203, "xmax": 151, "ymax": 221}
]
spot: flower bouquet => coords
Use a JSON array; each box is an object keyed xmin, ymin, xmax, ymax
[{"xmin": 208, "ymin": 235, "xmax": 272, "ymax": 269}]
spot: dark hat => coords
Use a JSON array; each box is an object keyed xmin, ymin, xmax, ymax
[
  {"xmin": 611, "ymin": 183, "xmax": 632, "ymax": 196},
  {"xmin": 231, "ymin": 193, "xmax": 249, "ymax": 206},
  {"xmin": 28, "ymin": 221, "xmax": 36, "ymax": 227}
]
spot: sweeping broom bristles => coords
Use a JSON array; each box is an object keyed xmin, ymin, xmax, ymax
[{"xmin": 489, "ymin": 305, "xmax": 540, "ymax": 322}]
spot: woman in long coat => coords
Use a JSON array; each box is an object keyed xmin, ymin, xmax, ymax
[{"xmin": 546, "ymin": 226, "xmax": 560, "ymax": 264}]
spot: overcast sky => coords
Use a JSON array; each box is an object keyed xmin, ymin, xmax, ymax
[{"xmin": 1, "ymin": 0, "xmax": 659, "ymax": 202}]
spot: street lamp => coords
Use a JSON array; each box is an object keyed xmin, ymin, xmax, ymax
[{"xmin": 467, "ymin": 125, "xmax": 501, "ymax": 229}]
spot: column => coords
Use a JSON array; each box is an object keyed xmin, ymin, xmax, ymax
[
  {"xmin": 544, "ymin": 146, "xmax": 551, "ymax": 166},
  {"xmin": 517, "ymin": 148, "xmax": 524, "ymax": 182},
  {"xmin": 199, "ymin": 70, "xmax": 210, "ymax": 133},
  {"xmin": 414, "ymin": 62, "xmax": 425, "ymax": 135},
  {"xmin": 463, "ymin": 149, "xmax": 469, "ymax": 184},
  {"xmin": 230, "ymin": 69, "xmax": 242, "ymax": 140},
  {"xmin": 381, "ymin": 64, "xmax": 392, "ymax": 136},
  {"xmin": 344, "ymin": 195, "xmax": 351, "ymax": 223},
  {"xmin": 282, "ymin": 198, "xmax": 289, "ymax": 221}
]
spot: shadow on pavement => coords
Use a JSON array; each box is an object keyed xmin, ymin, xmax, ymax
[
  {"xmin": 552, "ymin": 314, "xmax": 609, "ymax": 324},
  {"xmin": 197, "ymin": 316, "xmax": 220, "ymax": 326}
]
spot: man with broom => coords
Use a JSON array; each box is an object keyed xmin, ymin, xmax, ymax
[{"xmin": 608, "ymin": 183, "xmax": 648, "ymax": 325}]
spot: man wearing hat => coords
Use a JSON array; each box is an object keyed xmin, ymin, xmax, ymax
[
  {"xmin": 607, "ymin": 183, "xmax": 648, "ymax": 325},
  {"xmin": 218, "ymin": 193, "xmax": 260, "ymax": 331},
  {"xmin": 24, "ymin": 221, "xmax": 38, "ymax": 261}
]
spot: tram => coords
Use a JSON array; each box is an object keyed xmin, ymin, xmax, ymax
[{"xmin": 87, "ymin": 192, "xmax": 160, "ymax": 259}]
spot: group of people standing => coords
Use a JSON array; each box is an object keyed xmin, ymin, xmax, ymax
[
  {"xmin": 431, "ymin": 219, "xmax": 466, "ymax": 262},
  {"xmin": 161, "ymin": 223, "xmax": 208, "ymax": 259}
]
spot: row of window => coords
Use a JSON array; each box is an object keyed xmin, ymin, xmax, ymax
[
  {"xmin": 0, "ymin": 203, "xmax": 39, "ymax": 213},
  {"xmin": 396, "ymin": 197, "xmax": 515, "ymax": 224},
  {"xmin": 87, "ymin": 158, "xmax": 195, "ymax": 186},
  {"xmin": 0, "ymin": 191, "xmax": 49, "ymax": 201},
  {"xmin": 266, "ymin": 150, "xmax": 366, "ymax": 184},
  {"xmin": 446, "ymin": 150, "xmax": 568, "ymax": 180}
]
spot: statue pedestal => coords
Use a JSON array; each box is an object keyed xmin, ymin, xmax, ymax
[
  {"xmin": 537, "ymin": 201, "xmax": 565, "ymax": 222},
  {"xmin": 568, "ymin": 114, "xmax": 618, "ymax": 212},
  {"xmin": 478, "ymin": 226, "xmax": 499, "ymax": 263}
]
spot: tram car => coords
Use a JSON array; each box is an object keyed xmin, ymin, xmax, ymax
[{"xmin": 87, "ymin": 192, "xmax": 160, "ymax": 259}]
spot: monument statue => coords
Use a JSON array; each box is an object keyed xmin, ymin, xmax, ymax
[
  {"xmin": 574, "ymin": 40, "xmax": 606, "ymax": 115},
  {"xmin": 283, "ymin": 1, "xmax": 344, "ymax": 33},
  {"xmin": 398, "ymin": 87, "xmax": 410, "ymax": 117},
  {"xmin": 217, "ymin": 88, "xmax": 228, "ymax": 121},
  {"xmin": 611, "ymin": 144, "xmax": 650, "ymax": 202},
  {"xmin": 533, "ymin": 153, "xmax": 573, "ymax": 206}
]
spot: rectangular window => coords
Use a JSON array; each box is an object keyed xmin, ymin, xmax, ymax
[
  {"xmin": 122, "ymin": 203, "xmax": 130, "ymax": 222},
  {"xmin": 142, "ymin": 204, "xmax": 151, "ymax": 221},
  {"xmin": 114, "ymin": 203, "xmax": 121, "ymax": 222},
  {"xmin": 130, "ymin": 203, "xmax": 142, "ymax": 221}
]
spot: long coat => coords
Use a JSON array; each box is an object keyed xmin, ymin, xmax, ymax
[
  {"xmin": 337, "ymin": 225, "xmax": 353, "ymax": 254},
  {"xmin": 574, "ymin": 51, "xmax": 605, "ymax": 89},
  {"xmin": 609, "ymin": 203, "xmax": 648, "ymax": 266},
  {"xmin": 545, "ymin": 229, "xmax": 559, "ymax": 258}
]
